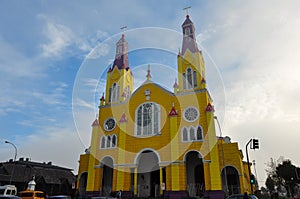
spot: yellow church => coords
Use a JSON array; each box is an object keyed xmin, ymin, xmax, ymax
[{"xmin": 77, "ymin": 14, "xmax": 255, "ymax": 199}]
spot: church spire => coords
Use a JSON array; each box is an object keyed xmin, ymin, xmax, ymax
[
  {"xmin": 112, "ymin": 33, "xmax": 129, "ymax": 70},
  {"xmin": 146, "ymin": 64, "xmax": 151, "ymax": 80},
  {"xmin": 181, "ymin": 14, "xmax": 199, "ymax": 54}
]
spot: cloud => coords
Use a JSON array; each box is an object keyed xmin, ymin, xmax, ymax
[
  {"xmin": 41, "ymin": 22, "xmax": 74, "ymax": 57},
  {"xmin": 198, "ymin": 1, "xmax": 300, "ymax": 185}
]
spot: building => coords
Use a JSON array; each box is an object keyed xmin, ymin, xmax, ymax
[
  {"xmin": 77, "ymin": 14, "xmax": 255, "ymax": 199},
  {"xmin": 0, "ymin": 158, "xmax": 76, "ymax": 195}
]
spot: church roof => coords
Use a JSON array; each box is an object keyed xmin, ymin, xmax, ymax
[
  {"xmin": 91, "ymin": 118, "xmax": 99, "ymax": 127},
  {"xmin": 131, "ymin": 80, "xmax": 175, "ymax": 98},
  {"xmin": 168, "ymin": 106, "xmax": 178, "ymax": 116},
  {"xmin": 0, "ymin": 160, "xmax": 75, "ymax": 184},
  {"xmin": 182, "ymin": 15, "xmax": 193, "ymax": 27},
  {"xmin": 111, "ymin": 34, "xmax": 129, "ymax": 70}
]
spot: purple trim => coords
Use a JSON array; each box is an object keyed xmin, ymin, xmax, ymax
[
  {"xmin": 112, "ymin": 54, "xmax": 129, "ymax": 70},
  {"xmin": 203, "ymin": 190, "xmax": 225, "ymax": 199},
  {"xmin": 164, "ymin": 191, "xmax": 188, "ymax": 199}
]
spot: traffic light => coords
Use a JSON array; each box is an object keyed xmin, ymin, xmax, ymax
[
  {"xmin": 252, "ymin": 139, "xmax": 259, "ymax": 149},
  {"xmin": 250, "ymin": 174, "xmax": 255, "ymax": 184}
]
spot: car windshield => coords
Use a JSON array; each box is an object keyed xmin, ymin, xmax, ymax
[
  {"xmin": 20, "ymin": 193, "xmax": 34, "ymax": 197},
  {"xmin": 35, "ymin": 193, "xmax": 44, "ymax": 197}
]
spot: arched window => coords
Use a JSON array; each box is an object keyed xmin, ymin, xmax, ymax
[
  {"xmin": 110, "ymin": 83, "xmax": 120, "ymax": 102},
  {"xmin": 182, "ymin": 73, "xmax": 186, "ymax": 89},
  {"xmin": 185, "ymin": 28, "xmax": 190, "ymax": 36},
  {"xmin": 124, "ymin": 86, "xmax": 130, "ymax": 99},
  {"xmin": 112, "ymin": 134, "xmax": 117, "ymax": 148},
  {"xmin": 197, "ymin": 126, "xmax": 203, "ymax": 141},
  {"xmin": 135, "ymin": 102, "xmax": 160, "ymax": 136},
  {"xmin": 100, "ymin": 136, "xmax": 106, "ymax": 149},
  {"xmin": 193, "ymin": 71, "xmax": 197, "ymax": 87},
  {"xmin": 190, "ymin": 127, "xmax": 196, "ymax": 141},
  {"xmin": 187, "ymin": 68, "xmax": 193, "ymax": 89},
  {"xmin": 182, "ymin": 127, "xmax": 188, "ymax": 142},
  {"xmin": 107, "ymin": 135, "xmax": 111, "ymax": 148}
]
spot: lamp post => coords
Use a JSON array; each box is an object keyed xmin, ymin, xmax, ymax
[
  {"xmin": 5, "ymin": 141, "xmax": 17, "ymax": 161},
  {"xmin": 5, "ymin": 140, "xmax": 18, "ymax": 184},
  {"xmin": 214, "ymin": 116, "xmax": 229, "ymax": 196}
]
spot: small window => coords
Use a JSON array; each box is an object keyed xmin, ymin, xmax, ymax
[
  {"xmin": 183, "ymin": 73, "xmax": 186, "ymax": 89},
  {"xmin": 190, "ymin": 127, "xmax": 195, "ymax": 141},
  {"xmin": 182, "ymin": 127, "xmax": 188, "ymax": 141},
  {"xmin": 100, "ymin": 136, "xmax": 106, "ymax": 149},
  {"xmin": 107, "ymin": 136, "xmax": 111, "ymax": 148},
  {"xmin": 185, "ymin": 28, "xmax": 190, "ymax": 35},
  {"xmin": 197, "ymin": 126, "xmax": 203, "ymax": 140},
  {"xmin": 112, "ymin": 135, "xmax": 117, "ymax": 147},
  {"xmin": 193, "ymin": 71, "xmax": 197, "ymax": 87}
]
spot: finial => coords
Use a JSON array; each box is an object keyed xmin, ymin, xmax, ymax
[
  {"xmin": 146, "ymin": 64, "xmax": 151, "ymax": 80},
  {"xmin": 120, "ymin": 25, "xmax": 127, "ymax": 36},
  {"xmin": 183, "ymin": 6, "xmax": 191, "ymax": 16}
]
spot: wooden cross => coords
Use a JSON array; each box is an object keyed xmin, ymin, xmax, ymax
[
  {"xmin": 183, "ymin": 6, "xmax": 191, "ymax": 15},
  {"xmin": 120, "ymin": 25, "xmax": 127, "ymax": 33}
]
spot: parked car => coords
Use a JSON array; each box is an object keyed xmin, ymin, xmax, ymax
[
  {"xmin": 0, "ymin": 185, "xmax": 17, "ymax": 196},
  {"xmin": 0, "ymin": 196, "xmax": 22, "ymax": 199},
  {"xmin": 226, "ymin": 194, "xmax": 259, "ymax": 199},
  {"xmin": 47, "ymin": 196, "xmax": 71, "ymax": 199},
  {"xmin": 19, "ymin": 190, "xmax": 44, "ymax": 199}
]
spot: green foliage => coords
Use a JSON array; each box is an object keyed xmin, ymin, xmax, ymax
[
  {"xmin": 265, "ymin": 158, "xmax": 299, "ymax": 197},
  {"xmin": 265, "ymin": 176, "xmax": 275, "ymax": 192}
]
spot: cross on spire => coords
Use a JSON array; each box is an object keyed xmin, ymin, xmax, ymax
[
  {"xmin": 183, "ymin": 6, "xmax": 191, "ymax": 15},
  {"xmin": 120, "ymin": 25, "xmax": 127, "ymax": 33}
]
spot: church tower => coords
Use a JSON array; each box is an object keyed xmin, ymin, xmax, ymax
[
  {"xmin": 105, "ymin": 34, "xmax": 134, "ymax": 105},
  {"xmin": 177, "ymin": 14, "xmax": 206, "ymax": 92}
]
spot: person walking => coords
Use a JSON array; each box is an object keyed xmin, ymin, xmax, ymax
[{"xmin": 243, "ymin": 192, "xmax": 249, "ymax": 199}]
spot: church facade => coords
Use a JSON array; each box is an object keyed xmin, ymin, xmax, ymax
[{"xmin": 77, "ymin": 14, "xmax": 255, "ymax": 199}]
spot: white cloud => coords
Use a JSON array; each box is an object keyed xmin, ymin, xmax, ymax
[
  {"xmin": 41, "ymin": 22, "xmax": 74, "ymax": 57},
  {"xmin": 200, "ymin": 1, "xmax": 300, "ymax": 184}
]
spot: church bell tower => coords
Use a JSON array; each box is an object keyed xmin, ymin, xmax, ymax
[
  {"xmin": 104, "ymin": 33, "xmax": 134, "ymax": 105},
  {"xmin": 177, "ymin": 14, "xmax": 206, "ymax": 93}
]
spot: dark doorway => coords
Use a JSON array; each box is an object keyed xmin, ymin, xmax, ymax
[
  {"xmin": 185, "ymin": 151, "xmax": 205, "ymax": 197},
  {"xmin": 101, "ymin": 157, "xmax": 114, "ymax": 196}
]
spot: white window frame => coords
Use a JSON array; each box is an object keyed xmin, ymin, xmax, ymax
[
  {"xmin": 134, "ymin": 102, "xmax": 161, "ymax": 137},
  {"xmin": 181, "ymin": 125, "xmax": 204, "ymax": 142}
]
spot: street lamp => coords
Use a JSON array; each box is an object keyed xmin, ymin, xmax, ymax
[
  {"xmin": 5, "ymin": 140, "xmax": 18, "ymax": 184},
  {"xmin": 5, "ymin": 140, "xmax": 17, "ymax": 161},
  {"xmin": 214, "ymin": 116, "xmax": 229, "ymax": 196}
]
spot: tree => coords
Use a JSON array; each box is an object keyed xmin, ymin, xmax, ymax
[
  {"xmin": 265, "ymin": 176, "xmax": 275, "ymax": 193},
  {"xmin": 265, "ymin": 157, "xmax": 299, "ymax": 197},
  {"xmin": 276, "ymin": 160, "xmax": 298, "ymax": 197}
]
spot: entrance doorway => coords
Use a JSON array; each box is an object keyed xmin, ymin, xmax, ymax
[
  {"xmin": 137, "ymin": 150, "xmax": 160, "ymax": 197},
  {"xmin": 101, "ymin": 157, "xmax": 114, "ymax": 196},
  {"xmin": 222, "ymin": 166, "xmax": 240, "ymax": 195},
  {"xmin": 185, "ymin": 151, "xmax": 205, "ymax": 197},
  {"xmin": 78, "ymin": 172, "xmax": 87, "ymax": 195}
]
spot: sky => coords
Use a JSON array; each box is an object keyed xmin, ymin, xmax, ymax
[{"xmin": 1, "ymin": 0, "xmax": 300, "ymax": 187}]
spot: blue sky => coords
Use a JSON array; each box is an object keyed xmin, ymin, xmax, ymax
[{"xmin": 1, "ymin": 0, "xmax": 300, "ymax": 187}]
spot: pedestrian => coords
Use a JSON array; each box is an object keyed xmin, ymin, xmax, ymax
[
  {"xmin": 116, "ymin": 190, "xmax": 122, "ymax": 198},
  {"xmin": 243, "ymin": 192, "xmax": 249, "ymax": 199}
]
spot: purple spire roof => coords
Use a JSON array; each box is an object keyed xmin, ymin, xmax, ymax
[
  {"xmin": 181, "ymin": 15, "xmax": 199, "ymax": 54},
  {"xmin": 111, "ymin": 34, "xmax": 129, "ymax": 71}
]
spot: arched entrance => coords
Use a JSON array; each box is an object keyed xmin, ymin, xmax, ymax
[
  {"xmin": 221, "ymin": 166, "xmax": 240, "ymax": 195},
  {"xmin": 136, "ymin": 150, "xmax": 160, "ymax": 198},
  {"xmin": 78, "ymin": 172, "xmax": 87, "ymax": 195},
  {"xmin": 185, "ymin": 151, "xmax": 205, "ymax": 197},
  {"xmin": 101, "ymin": 157, "xmax": 114, "ymax": 196}
]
